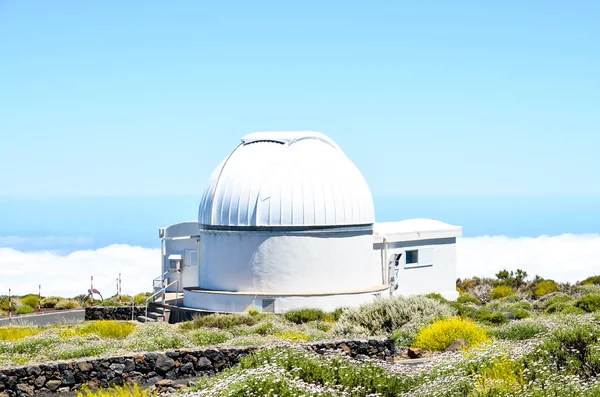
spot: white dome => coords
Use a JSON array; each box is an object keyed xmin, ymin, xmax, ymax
[{"xmin": 199, "ymin": 131, "xmax": 375, "ymax": 228}]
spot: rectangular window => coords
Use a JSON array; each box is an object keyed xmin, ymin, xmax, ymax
[
  {"xmin": 405, "ymin": 250, "xmax": 418, "ymax": 265},
  {"xmin": 404, "ymin": 248, "xmax": 434, "ymax": 268}
]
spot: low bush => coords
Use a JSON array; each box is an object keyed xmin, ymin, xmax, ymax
[
  {"xmin": 490, "ymin": 285, "xmax": 515, "ymax": 300},
  {"xmin": 283, "ymin": 308, "xmax": 325, "ymax": 324},
  {"xmin": 491, "ymin": 320, "xmax": 548, "ymax": 340},
  {"xmin": 413, "ymin": 317, "xmax": 489, "ymax": 351},
  {"xmin": 15, "ymin": 305, "xmax": 34, "ymax": 315},
  {"xmin": 535, "ymin": 280, "xmax": 559, "ymax": 297},
  {"xmin": 510, "ymin": 301, "xmax": 532, "ymax": 311},
  {"xmin": 20, "ymin": 295, "xmax": 40, "ymax": 308},
  {"xmin": 55, "ymin": 299, "xmax": 80, "ymax": 310},
  {"xmin": 188, "ymin": 329, "xmax": 232, "ymax": 346},
  {"xmin": 133, "ymin": 293, "xmax": 151, "ymax": 306},
  {"xmin": 325, "ymin": 308, "xmax": 344, "ymax": 322},
  {"xmin": 535, "ymin": 322, "xmax": 600, "ymax": 378},
  {"xmin": 581, "ymin": 275, "xmax": 600, "ymax": 286},
  {"xmin": 425, "ymin": 293, "xmax": 447, "ymax": 302},
  {"xmin": 574, "ymin": 295, "xmax": 600, "ymax": 313},
  {"xmin": 181, "ymin": 313, "xmax": 259, "ymax": 330},
  {"xmin": 476, "ymin": 308, "xmax": 509, "ymax": 325},
  {"xmin": 513, "ymin": 309, "xmax": 530, "ymax": 319},
  {"xmin": 456, "ymin": 293, "xmax": 481, "ymax": 306},
  {"xmin": 498, "ymin": 295, "xmax": 521, "ymax": 303},
  {"xmin": 546, "ymin": 302, "xmax": 585, "ymax": 314},
  {"xmin": 40, "ymin": 296, "xmax": 61, "ymax": 308},
  {"xmin": 539, "ymin": 292, "xmax": 572, "ymax": 309},
  {"xmin": 98, "ymin": 299, "xmax": 122, "ymax": 307},
  {"xmin": 335, "ymin": 295, "xmax": 455, "ymax": 336}
]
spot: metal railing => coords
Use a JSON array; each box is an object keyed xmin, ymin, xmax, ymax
[
  {"xmin": 145, "ymin": 279, "xmax": 180, "ymax": 322},
  {"xmin": 152, "ymin": 271, "xmax": 169, "ymax": 295}
]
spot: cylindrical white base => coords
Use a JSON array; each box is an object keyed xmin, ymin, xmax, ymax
[
  {"xmin": 183, "ymin": 286, "xmax": 389, "ymax": 314},
  {"xmin": 198, "ymin": 228, "xmax": 381, "ymax": 294}
]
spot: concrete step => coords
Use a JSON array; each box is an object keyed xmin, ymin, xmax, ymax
[
  {"xmin": 136, "ymin": 315, "xmax": 156, "ymax": 323},
  {"xmin": 147, "ymin": 311, "xmax": 166, "ymax": 320}
]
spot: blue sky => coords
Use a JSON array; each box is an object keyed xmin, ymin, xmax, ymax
[{"xmin": 1, "ymin": 1, "xmax": 599, "ymax": 197}]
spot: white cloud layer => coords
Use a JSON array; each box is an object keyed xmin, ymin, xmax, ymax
[
  {"xmin": 457, "ymin": 234, "xmax": 600, "ymax": 283},
  {"xmin": 1, "ymin": 234, "xmax": 599, "ymax": 297},
  {"xmin": 0, "ymin": 245, "xmax": 159, "ymax": 297}
]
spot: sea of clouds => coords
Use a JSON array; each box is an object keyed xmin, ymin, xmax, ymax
[{"xmin": 1, "ymin": 234, "xmax": 599, "ymax": 297}]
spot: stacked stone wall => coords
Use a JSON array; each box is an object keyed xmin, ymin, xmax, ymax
[{"xmin": 0, "ymin": 338, "xmax": 394, "ymax": 396}]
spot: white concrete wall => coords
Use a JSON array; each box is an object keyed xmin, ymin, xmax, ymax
[
  {"xmin": 164, "ymin": 237, "xmax": 199, "ymax": 292},
  {"xmin": 183, "ymin": 288, "xmax": 388, "ymax": 313},
  {"xmin": 161, "ymin": 222, "xmax": 200, "ymax": 292},
  {"xmin": 198, "ymin": 229, "xmax": 381, "ymax": 294},
  {"xmin": 373, "ymin": 238, "xmax": 458, "ymax": 300}
]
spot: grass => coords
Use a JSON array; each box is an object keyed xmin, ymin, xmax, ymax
[
  {"xmin": 77, "ymin": 384, "xmax": 148, "ymax": 397},
  {"xmin": 80, "ymin": 321, "xmax": 137, "ymax": 339},
  {"xmin": 0, "ymin": 327, "xmax": 42, "ymax": 342},
  {"xmin": 490, "ymin": 320, "xmax": 548, "ymax": 340},
  {"xmin": 191, "ymin": 315, "xmax": 600, "ymax": 397},
  {"xmin": 180, "ymin": 313, "xmax": 260, "ymax": 330}
]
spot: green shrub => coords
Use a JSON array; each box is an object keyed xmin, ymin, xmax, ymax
[
  {"xmin": 325, "ymin": 308, "xmax": 345, "ymax": 322},
  {"xmin": 98, "ymin": 299, "xmax": 122, "ymax": 307},
  {"xmin": 425, "ymin": 293, "xmax": 447, "ymax": 302},
  {"xmin": 413, "ymin": 317, "xmax": 489, "ymax": 351},
  {"xmin": 55, "ymin": 299, "xmax": 80, "ymax": 310},
  {"xmin": 40, "ymin": 296, "xmax": 61, "ymax": 308},
  {"xmin": 513, "ymin": 309, "xmax": 530, "ymax": 319},
  {"xmin": 20, "ymin": 295, "xmax": 40, "ymax": 308},
  {"xmin": 510, "ymin": 301, "xmax": 532, "ymax": 311},
  {"xmin": 581, "ymin": 275, "xmax": 600, "ymax": 286},
  {"xmin": 456, "ymin": 294, "xmax": 481, "ymax": 306},
  {"xmin": 334, "ymin": 295, "xmax": 455, "ymax": 336},
  {"xmin": 574, "ymin": 295, "xmax": 600, "ymax": 313},
  {"xmin": 535, "ymin": 280, "xmax": 559, "ymax": 297},
  {"xmin": 490, "ymin": 286, "xmax": 515, "ymax": 300},
  {"xmin": 188, "ymin": 329, "xmax": 232, "ymax": 346},
  {"xmin": 561, "ymin": 306, "xmax": 586, "ymax": 315},
  {"xmin": 475, "ymin": 308, "xmax": 509, "ymax": 325},
  {"xmin": 545, "ymin": 302, "xmax": 585, "ymax": 314},
  {"xmin": 539, "ymin": 293, "xmax": 572, "ymax": 309},
  {"xmin": 16, "ymin": 305, "xmax": 34, "ymax": 315},
  {"xmin": 498, "ymin": 295, "xmax": 521, "ymax": 303},
  {"xmin": 492, "ymin": 320, "xmax": 548, "ymax": 340},
  {"xmin": 283, "ymin": 308, "xmax": 325, "ymax": 324},
  {"xmin": 133, "ymin": 293, "xmax": 151, "ymax": 306},
  {"xmin": 536, "ymin": 323, "xmax": 600, "ymax": 378},
  {"xmin": 181, "ymin": 313, "xmax": 259, "ymax": 330}
]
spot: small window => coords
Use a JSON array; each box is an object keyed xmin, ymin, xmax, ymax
[
  {"xmin": 169, "ymin": 260, "xmax": 180, "ymax": 270},
  {"xmin": 262, "ymin": 299, "xmax": 275, "ymax": 313},
  {"xmin": 405, "ymin": 250, "xmax": 418, "ymax": 265}
]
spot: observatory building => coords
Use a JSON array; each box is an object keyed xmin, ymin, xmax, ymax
[{"xmin": 158, "ymin": 131, "xmax": 461, "ymax": 313}]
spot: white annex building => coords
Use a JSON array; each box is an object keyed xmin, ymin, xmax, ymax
[{"xmin": 159, "ymin": 131, "xmax": 461, "ymax": 314}]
